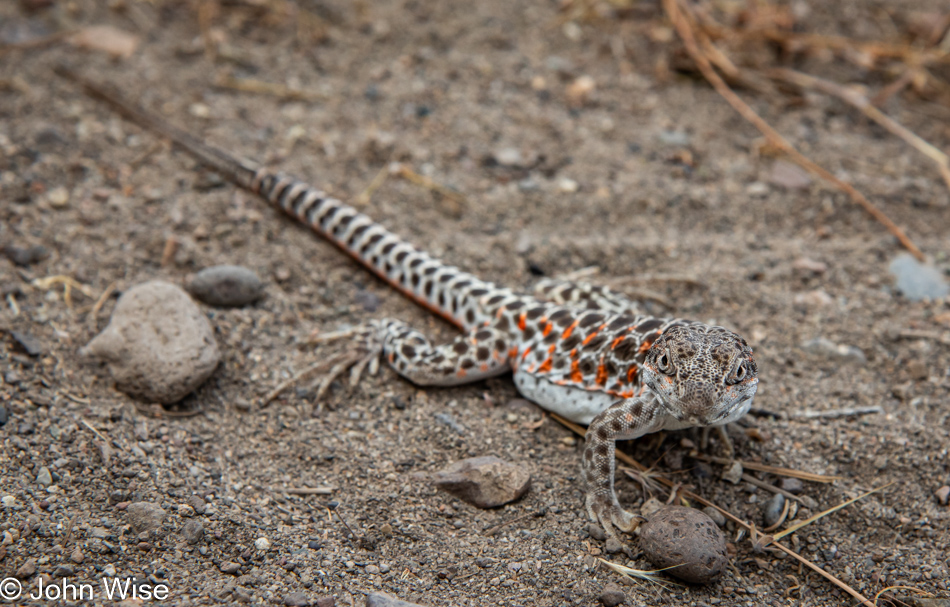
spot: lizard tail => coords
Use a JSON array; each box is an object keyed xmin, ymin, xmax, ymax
[{"xmin": 56, "ymin": 67, "xmax": 510, "ymax": 331}]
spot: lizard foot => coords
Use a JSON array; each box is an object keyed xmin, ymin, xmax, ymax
[{"xmin": 585, "ymin": 491, "xmax": 642, "ymax": 543}]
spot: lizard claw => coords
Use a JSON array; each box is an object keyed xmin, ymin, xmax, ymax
[{"xmin": 585, "ymin": 492, "xmax": 641, "ymax": 542}]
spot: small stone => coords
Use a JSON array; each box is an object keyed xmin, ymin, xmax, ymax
[
  {"xmin": 80, "ymin": 281, "xmax": 221, "ymax": 404},
  {"xmin": 3, "ymin": 244, "xmax": 49, "ymax": 266},
  {"xmin": 768, "ymin": 160, "xmax": 812, "ymax": 190},
  {"xmin": 284, "ymin": 592, "xmax": 311, "ymax": 606},
  {"xmin": 778, "ymin": 478, "xmax": 804, "ymax": 495},
  {"xmin": 494, "ymin": 147, "xmax": 524, "ymax": 167},
  {"xmin": 793, "ymin": 289, "xmax": 834, "ymax": 307},
  {"xmin": 763, "ymin": 493, "xmax": 786, "ymax": 528},
  {"xmin": 181, "ymin": 520, "xmax": 204, "ymax": 545},
  {"xmin": 47, "ymin": 186, "xmax": 70, "ymax": 207},
  {"xmin": 255, "ymin": 537, "xmax": 271, "ymax": 551},
  {"xmin": 599, "ymin": 582, "xmax": 626, "ymax": 606},
  {"xmin": 365, "ymin": 593, "xmax": 426, "ymax": 607},
  {"xmin": 557, "ymin": 177, "xmax": 579, "ymax": 193},
  {"xmin": 315, "ymin": 598, "xmax": 335, "ymax": 607},
  {"xmin": 187, "ymin": 495, "xmax": 207, "ymax": 514},
  {"xmin": 801, "ymin": 337, "xmax": 867, "ymax": 364},
  {"xmin": 432, "ymin": 456, "xmax": 530, "ymax": 508},
  {"xmin": 721, "ymin": 461, "xmax": 743, "ymax": 484},
  {"xmin": 792, "ymin": 257, "xmax": 827, "ymax": 275},
  {"xmin": 0, "ymin": 496, "xmax": 12, "ymax": 509},
  {"xmin": 889, "ymin": 254, "xmax": 949, "ymax": 301},
  {"xmin": 36, "ymin": 466, "xmax": 52, "ymax": 486},
  {"xmin": 639, "ymin": 506, "xmax": 728, "ymax": 584},
  {"xmin": 10, "ymin": 331, "xmax": 42, "ymax": 356},
  {"xmin": 16, "ymin": 558, "xmax": 37, "ymax": 579},
  {"xmin": 53, "ymin": 563, "xmax": 74, "ymax": 577},
  {"xmin": 658, "ymin": 130, "xmax": 691, "ymax": 146},
  {"xmin": 906, "ymin": 359, "xmax": 929, "ymax": 381},
  {"xmin": 178, "ymin": 504, "xmax": 195, "ymax": 517},
  {"xmin": 640, "ymin": 497, "xmax": 664, "ymax": 519},
  {"xmin": 70, "ymin": 548, "xmax": 84, "ymax": 563},
  {"xmin": 702, "ymin": 506, "xmax": 726, "ymax": 527},
  {"xmin": 187, "ymin": 265, "xmax": 265, "ymax": 307},
  {"xmin": 745, "ymin": 181, "xmax": 769, "ymax": 196},
  {"xmin": 0, "ymin": 405, "xmax": 7, "ymax": 427},
  {"xmin": 365, "ymin": 564, "xmax": 380, "ymax": 575},
  {"xmin": 566, "ymin": 75, "xmax": 596, "ymax": 106},
  {"xmin": 604, "ymin": 538, "xmax": 624, "ymax": 554},
  {"xmin": 126, "ymin": 501, "xmax": 166, "ymax": 534},
  {"xmin": 103, "ymin": 564, "xmax": 116, "ymax": 577},
  {"xmin": 936, "ymin": 486, "xmax": 950, "ymax": 506},
  {"xmin": 220, "ymin": 561, "xmax": 241, "ymax": 574},
  {"xmin": 587, "ymin": 523, "xmax": 607, "ymax": 541}
]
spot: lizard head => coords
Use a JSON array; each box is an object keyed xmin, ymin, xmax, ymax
[{"xmin": 641, "ymin": 324, "xmax": 758, "ymax": 427}]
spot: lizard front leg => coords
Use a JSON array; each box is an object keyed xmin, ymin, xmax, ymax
[{"xmin": 582, "ymin": 392, "xmax": 667, "ymax": 540}]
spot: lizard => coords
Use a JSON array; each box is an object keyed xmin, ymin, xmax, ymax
[{"xmin": 56, "ymin": 67, "xmax": 760, "ymax": 542}]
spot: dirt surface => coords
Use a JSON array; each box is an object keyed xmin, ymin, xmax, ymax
[{"xmin": 2, "ymin": 1, "xmax": 950, "ymax": 605}]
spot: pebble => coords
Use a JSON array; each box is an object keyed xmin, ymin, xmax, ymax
[
  {"xmin": 768, "ymin": 160, "xmax": 812, "ymax": 190},
  {"xmin": 53, "ymin": 564, "xmax": 74, "ymax": 577},
  {"xmin": 0, "ymin": 405, "xmax": 8, "ymax": 428},
  {"xmin": 126, "ymin": 501, "xmax": 166, "ymax": 534},
  {"xmin": 187, "ymin": 495, "xmax": 207, "ymax": 514},
  {"xmin": 801, "ymin": 337, "xmax": 867, "ymax": 364},
  {"xmin": 365, "ymin": 593, "xmax": 426, "ymax": 607},
  {"xmin": 936, "ymin": 486, "xmax": 950, "ymax": 506},
  {"xmin": 566, "ymin": 75, "xmax": 596, "ymax": 106},
  {"xmin": 431, "ymin": 456, "xmax": 531, "ymax": 508},
  {"xmin": 1, "ymin": 496, "xmax": 15, "ymax": 508},
  {"xmin": 494, "ymin": 147, "xmax": 524, "ymax": 167},
  {"xmin": 16, "ymin": 558, "xmax": 37, "ymax": 579},
  {"xmin": 889, "ymin": 254, "xmax": 949, "ymax": 301},
  {"xmin": 36, "ymin": 466, "xmax": 52, "ymax": 487},
  {"xmin": 46, "ymin": 186, "xmax": 70, "ymax": 207},
  {"xmin": 3, "ymin": 244, "xmax": 49, "ymax": 267},
  {"xmin": 80, "ymin": 280, "xmax": 221, "ymax": 403},
  {"xmin": 763, "ymin": 493, "xmax": 786, "ymax": 528},
  {"xmin": 779, "ymin": 477, "xmax": 804, "ymax": 494},
  {"xmin": 702, "ymin": 506, "xmax": 726, "ymax": 527},
  {"xmin": 284, "ymin": 592, "xmax": 311, "ymax": 606},
  {"xmin": 587, "ymin": 523, "xmax": 606, "ymax": 541},
  {"xmin": 604, "ymin": 538, "xmax": 623, "ymax": 554},
  {"xmin": 599, "ymin": 582, "xmax": 626, "ymax": 606},
  {"xmin": 178, "ymin": 504, "xmax": 195, "ymax": 517},
  {"xmin": 255, "ymin": 537, "xmax": 271, "ymax": 551},
  {"xmin": 792, "ymin": 257, "xmax": 827, "ymax": 275},
  {"xmin": 103, "ymin": 564, "xmax": 116, "ymax": 577},
  {"xmin": 10, "ymin": 331, "xmax": 42, "ymax": 356},
  {"xmin": 745, "ymin": 181, "xmax": 769, "ymax": 196},
  {"xmin": 557, "ymin": 177, "xmax": 579, "ymax": 193},
  {"xmin": 639, "ymin": 506, "xmax": 728, "ymax": 584},
  {"xmin": 365, "ymin": 564, "xmax": 380, "ymax": 574},
  {"xmin": 186, "ymin": 265, "xmax": 265, "ymax": 307},
  {"xmin": 658, "ymin": 130, "xmax": 691, "ymax": 146},
  {"xmin": 721, "ymin": 461, "xmax": 744, "ymax": 484},
  {"xmin": 793, "ymin": 289, "xmax": 834, "ymax": 307},
  {"xmin": 70, "ymin": 548, "xmax": 84, "ymax": 563},
  {"xmin": 315, "ymin": 598, "xmax": 335, "ymax": 607},
  {"xmin": 220, "ymin": 561, "xmax": 241, "ymax": 574},
  {"xmin": 181, "ymin": 520, "xmax": 204, "ymax": 545}
]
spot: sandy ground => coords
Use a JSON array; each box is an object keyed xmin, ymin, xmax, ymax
[{"xmin": 2, "ymin": 0, "xmax": 949, "ymax": 605}]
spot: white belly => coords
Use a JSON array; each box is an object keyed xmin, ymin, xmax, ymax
[{"xmin": 512, "ymin": 371, "xmax": 618, "ymax": 425}]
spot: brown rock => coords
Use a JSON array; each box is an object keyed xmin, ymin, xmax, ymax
[
  {"xmin": 16, "ymin": 557, "xmax": 37, "ymax": 579},
  {"xmin": 126, "ymin": 501, "xmax": 166, "ymax": 534},
  {"xmin": 639, "ymin": 506, "xmax": 728, "ymax": 584},
  {"xmin": 936, "ymin": 486, "xmax": 950, "ymax": 506},
  {"xmin": 431, "ymin": 456, "xmax": 530, "ymax": 508},
  {"xmin": 599, "ymin": 582, "xmax": 626, "ymax": 606},
  {"xmin": 80, "ymin": 280, "xmax": 220, "ymax": 403}
]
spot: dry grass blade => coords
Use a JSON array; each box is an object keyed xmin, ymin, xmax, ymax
[
  {"xmin": 771, "ymin": 482, "xmax": 895, "ymax": 542},
  {"xmin": 690, "ymin": 453, "xmax": 840, "ymax": 483},
  {"xmin": 548, "ymin": 411, "xmax": 875, "ymax": 606},
  {"xmin": 214, "ymin": 75, "xmax": 326, "ymax": 102},
  {"xmin": 597, "ymin": 558, "xmax": 682, "ymax": 589},
  {"xmin": 663, "ymin": 0, "xmax": 924, "ymax": 262},
  {"xmin": 768, "ymin": 68, "xmax": 950, "ymax": 191}
]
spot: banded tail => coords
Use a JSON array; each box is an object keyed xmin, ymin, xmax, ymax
[{"xmin": 57, "ymin": 67, "xmax": 510, "ymax": 331}]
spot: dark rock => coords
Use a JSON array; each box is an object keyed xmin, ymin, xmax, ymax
[
  {"xmin": 181, "ymin": 520, "xmax": 204, "ymax": 544},
  {"xmin": 16, "ymin": 557, "xmax": 37, "ymax": 579},
  {"xmin": 220, "ymin": 561, "xmax": 241, "ymax": 574},
  {"xmin": 778, "ymin": 477, "xmax": 804, "ymax": 494},
  {"xmin": 187, "ymin": 265, "xmax": 265, "ymax": 307},
  {"xmin": 53, "ymin": 564, "xmax": 74, "ymax": 577},
  {"xmin": 0, "ymin": 405, "xmax": 8, "ymax": 426},
  {"xmin": 639, "ymin": 506, "xmax": 728, "ymax": 584},
  {"xmin": 431, "ymin": 456, "xmax": 530, "ymax": 508},
  {"xmin": 126, "ymin": 502, "xmax": 166, "ymax": 534},
  {"xmin": 3, "ymin": 244, "xmax": 48, "ymax": 267},
  {"xmin": 9, "ymin": 331, "xmax": 42, "ymax": 356},
  {"xmin": 187, "ymin": 495, "xmax": 207, "ymax": 514},
  {"xmin": 599, "ymin": 582, "xmax": 626, "ymax": 606}
]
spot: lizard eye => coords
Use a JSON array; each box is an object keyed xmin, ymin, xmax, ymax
[
  {"xmin": 656, "ymin": 351, "xmax": 673, "ymax": 375},
  {"xmin": 727, "ymin": 361, "xmax": 747, "ymax": 385}
]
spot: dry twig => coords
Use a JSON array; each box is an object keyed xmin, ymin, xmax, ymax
[{"xmin": 663, "ymin": 0, "xmax": 924, "ymax": 261}]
